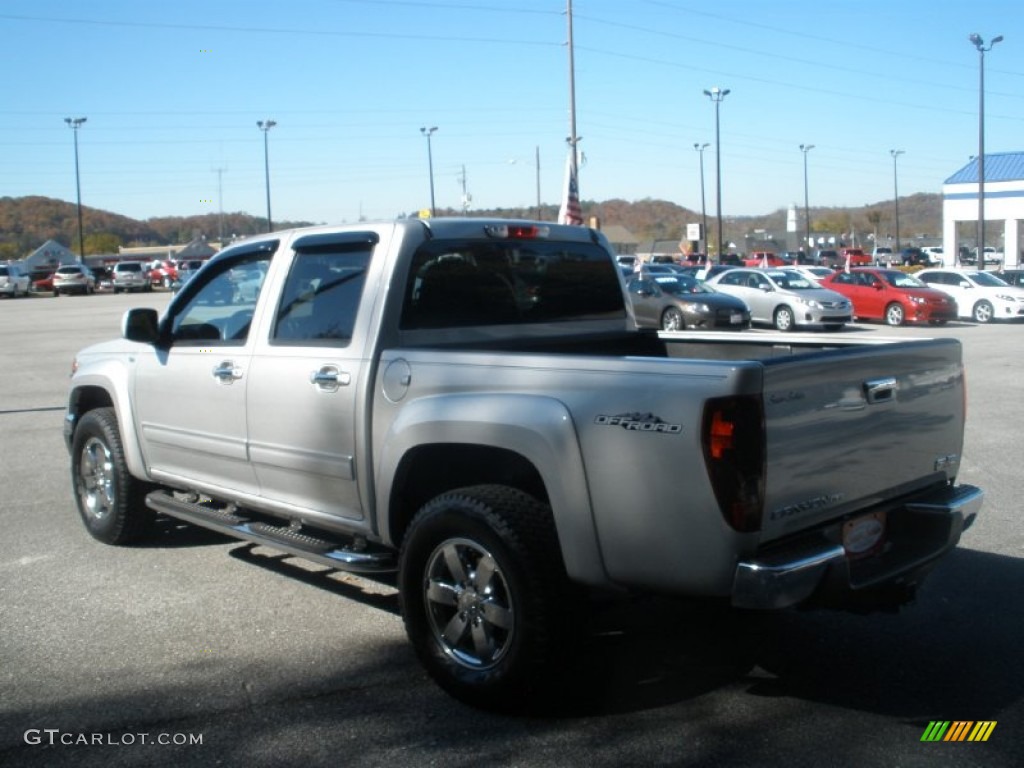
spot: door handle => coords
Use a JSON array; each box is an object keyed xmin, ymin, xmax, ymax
[
  {"xmin": 863, "ymin": 376, "xmax": 897, "ymax": 404},
  {"xmin": 212, "ymin": 362, "xmax": 243, "ymax": 383},
  {"xmin": 310, "ymin": 365, "xmax": 351, "ymax": 391}
]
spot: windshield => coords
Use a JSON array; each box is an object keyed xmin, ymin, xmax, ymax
[
  {"xmin": 653, "ymin": 275, "xmax": 713, "ymax": 296},
  {"xmin": 766, "ymin": 271, "xmax": 816, "ymax": 290},
  {"xmin": 970, "ymin": 272, "xmax": 1009, "ymax": 287},
  {"xmin": 884, "ymin": 272, "xmax": 926, "ymax": 288}
]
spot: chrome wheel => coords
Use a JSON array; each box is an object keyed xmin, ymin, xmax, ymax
[
  {"xmin": 973, "ymin": 300, "xmax": 993, "ymax": 324},
  {"xmin": 661, "ymin": 307, "xmax": 684, "ymax": 331},
  {"xmin": 424, "ymin": 537, "xmax": 514, "ymax": 669},
  {"xmin": 885, "ymin": 303, "xmax": 905, "ymax": 326},
  {"xmin": 774, "ymin": 306, "xmax": 795, "ymax": 331},
  {"xmin": 78, "ymin": 436, "xmax": 116, "ymax": 522}
]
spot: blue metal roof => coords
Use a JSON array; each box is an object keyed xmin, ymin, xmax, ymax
[{"xmin": 945, "ymin": 152, "xmax": 1024, "ymax": 184}]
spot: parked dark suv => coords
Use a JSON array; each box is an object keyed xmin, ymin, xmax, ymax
[{"xmin": 900, "ymin": 247, "xmax": 929, "ymax": 267}]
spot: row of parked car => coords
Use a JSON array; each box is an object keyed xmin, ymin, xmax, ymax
[
  {"xmin": 12, "ymin": 259, "xmax": 210, "ymax": 297},
  {"xmin": 625, "ymin": 262, "xmax": 1024, "ymax": 331}
]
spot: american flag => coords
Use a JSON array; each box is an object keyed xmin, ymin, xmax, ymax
[{"xmin": 558, "ymin": 149, "xmax": 583, "ymax": 225}]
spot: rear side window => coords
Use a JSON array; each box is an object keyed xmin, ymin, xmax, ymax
[
  {"xmin": 400, "ymin": 239, "xmax": 625, "ymax": 330},
  {"xmin": 0, "ymin": 267, "xmax": 8, "ymax": 277},
  {"xmin": 272, "ymin": 240, "xmax": 374, "ymax": 347}
]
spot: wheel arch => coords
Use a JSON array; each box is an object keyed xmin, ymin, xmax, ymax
[
  {"xmin": 377, "ymin": 394, "xmax": 607, "ymax": 586},
  {"xmin": 66, "ymin": 370, "xmax": 148, "ymax": 481}
]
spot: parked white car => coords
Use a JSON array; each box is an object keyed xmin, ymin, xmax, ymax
[
  {"xmin": 705, "ymin": 267, "xmax": 852, "ymax": 331},
  {"xmin": 0, "ymin": 263, "xmax": 31, "ymax": 297},
  {"xmin": 916, "ymin": 268, "xmax": 1024, "ymax": 323}
]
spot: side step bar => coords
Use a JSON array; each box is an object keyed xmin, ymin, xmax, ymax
[{"xmin": 146, "ymin": 490, "xmax": 397, "ymax": 574}]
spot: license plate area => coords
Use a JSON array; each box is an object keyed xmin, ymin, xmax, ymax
[{"xmin": 842, "ymin": 511, "xmax": 886, "ymax": 558}]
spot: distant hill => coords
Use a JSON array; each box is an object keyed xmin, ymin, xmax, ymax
[
  {"xmin": 0, "ymin": 194, "xmax": 942, "ymax": 261},
  {"xmin": 0, "ymin": 196, "xmax": 314, "ymax": 260}
]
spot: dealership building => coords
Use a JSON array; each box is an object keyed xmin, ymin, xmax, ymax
[{"xmin": 943, "ymin": 152, "xmax": 1024, "ymax": 267}]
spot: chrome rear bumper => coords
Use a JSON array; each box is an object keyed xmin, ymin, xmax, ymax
[{"xmin": 732, "ymin": 484, "xmax": 983, "ymax": 610}]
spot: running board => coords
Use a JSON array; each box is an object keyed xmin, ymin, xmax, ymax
[{"xmin": 146, "ymin": 490, "xmax": 396, "ymax": 574}]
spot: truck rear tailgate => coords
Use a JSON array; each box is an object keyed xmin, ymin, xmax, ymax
[{"xmin": 759, "ymin": 337, "xmax": 965, "ymax": 543}]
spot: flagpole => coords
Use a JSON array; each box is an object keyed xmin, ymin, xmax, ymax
[{"xmin": 559, "ymin": 0, "xmax": 583, "ymax": 226}]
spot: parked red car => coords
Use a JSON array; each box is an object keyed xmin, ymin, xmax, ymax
[
  {"xmin": 742, "ymin": 251, "xmax": 786, "ymax": 267},
  {"xmin": 838, "ymin": 248, "xmax": 872, "ymax": 267},
  {"xmin": 148, "ymin": 259, "xmax": 179, "ymax": 289},
  {"xmin": 820, "ymin": 268, "xmax": 958, "ymax": 326}
]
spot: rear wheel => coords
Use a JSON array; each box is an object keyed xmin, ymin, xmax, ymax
[
  {"xmin": 71, "ymin": 407, "xmax": 153, "ymax": 544},
  {"xmin": 398, "ymin": 484, "xmax": 574, "ymax": 712},
  {"xmin": 773, "ymin": 305, "xmax": 795, "ymax": 332},
  {"xmin": 884, "ymin": 302, "xmax": 905, "ymax": 326},
  {"xmin": 972, "ymin": 300, "xmax": 994, "ymax": 324},
  {"xmin": 661, "ymin": 307, "xmax": 685, "ymax": 331}
]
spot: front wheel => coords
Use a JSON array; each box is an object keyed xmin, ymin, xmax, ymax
[
  {"xmin": 773, "ymin": 305, "xmax": 795, "ymax": 332},
  {"xmin": 972, "ymin": 300, "xmax": 994, "ymax": 324},
  {"xmin": 661, "ymin": 307, "xmax": 685, "ymax": 331},
  {"xmin": 398, "ymin": 485, "xmax": 574, "ymax": 712},
  {"xmin": 884, "ymin": 302, "xmax": 905, "ymax": 326},
  {"xmin": 71, "ymin": 407, "xmax": 153, "ymax": 544}
]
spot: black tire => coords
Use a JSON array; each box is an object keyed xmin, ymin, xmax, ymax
[
  {"xmin": 972, "ymin": 300, "xmax": 994, "ymax": 324},
  {"xmin": 661, "ymin": 307, "xmax": 685, "ymax": 331},
  {"xmin": 773, "ymin": 305, "xmax": 795, "ymax": 332},
  {"xmin": 398, "ymin": 484, "xmax": 573, "ymax": 712},
  {"xmin": 53, "ymin": 289, "xmax": 60, "ymax": 297},
  {"xmin": 884, "ymin": 302, "xmax": 905, "ymax": 327},
  {"xmin": 71, "ymin": 407, "xmax": 153, "ymax": 545}
]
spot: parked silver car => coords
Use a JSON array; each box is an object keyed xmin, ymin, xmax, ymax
[
  {"xmin": 0, "ymin": 263, "xmax": 31, "ymax": 298},
  {"xmin": 705, "ymin": 267, "xmax": 852, "ymax": 331},
  {"xmin": 112, "ymin": 261, "xmax": 153, "ymax": 293},
  {"xmin": 53, "ymin": 264, "xmax": 97, "ymax": 296}
]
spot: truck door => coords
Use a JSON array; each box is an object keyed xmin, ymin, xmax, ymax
[
  {"xmin": 133, "ymin": 246, "xmax": 274, "ymax": 492},
  {"xmin": 245, "ymin": 233, "xmax": 378, "ymax": 520}
]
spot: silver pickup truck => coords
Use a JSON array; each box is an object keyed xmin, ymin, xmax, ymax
[{"xmin": 64, "ymin": 218, "xmax": 982, "ymax": 710}]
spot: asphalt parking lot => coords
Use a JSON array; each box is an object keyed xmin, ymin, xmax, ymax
[{"xmin": 1, "ymin": 291, "xmax": 1021, "ymax": 767}]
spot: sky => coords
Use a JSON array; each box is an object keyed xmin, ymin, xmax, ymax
[{"xmin": 2, "ymin": 0, "xmax": 1023, "ymax": 228}]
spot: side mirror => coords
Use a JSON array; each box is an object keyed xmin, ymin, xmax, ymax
[
  {"xmin": 122, "ymin": 308, "xmax": 160, "ymax": 344},
  {"xmin": 873, "ymin": 283, "xmax": 884, "ymax": 291},
  {"xmin": 959, "ymin": 281, "xmax": 972, "ymax": 289}
]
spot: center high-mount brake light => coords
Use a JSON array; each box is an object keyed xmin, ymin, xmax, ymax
[
  {"xmin": 483, "ymin": 224, "xmax": 550, "ymax": 240},
  {"xmin": 701, "ymin": 395, "xmax": 765, "ymax": 533}
]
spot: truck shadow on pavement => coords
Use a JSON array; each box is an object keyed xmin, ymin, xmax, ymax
[{"xmin": 545, "ymin": 546, "xmax": 1021, "ymax": 722}]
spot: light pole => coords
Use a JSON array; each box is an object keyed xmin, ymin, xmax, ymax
[
  {"xmin": 420, "ymin": 126, "xmax": 438, "ymax": 216},
  {"xmin": 703, "ymin": 87, "xmax": 730, "ymax": 261},
  {"xmin": 969, "ymin": 33, "xmax": 1002, "ymax": 270},
  {"xmin": 694, "ymin": 143, "xmax": 709, "ymax": 257},
  {"xmin": 800, "ymin": 144, "xmax": 814, "ymax": 258},
  {"xmin": 890, "ymin": 149, "xmax": 904, "ymax": 253},
  {"xmin": 64, "ymin": 117, "xmax": 87, "ymax": 259},
  {"xmin": 256, "ymin": 120, "xmax": 276, "ymax": 232}
]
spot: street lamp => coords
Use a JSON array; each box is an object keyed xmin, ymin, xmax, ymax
[
  {"xmin": 64, "ymin": 117, "xmax": 87, "ymax": 259},
  {"xmin": 800, "ymin": 144, "xmax": 814, "ymax": 258},
  {"xmin": 256, "ymin": 120, "xmax": 276, "ymax": 233},
  {"xmin": 420, "ymin": 126, "xmax": 438, "ymax": 216},
  {"xmin": 703, "ymin": 87, "xmax": 730, "ymax": 261},
  {"xmin": 969, "ymin": 33, "xmax": 1002, "ymax": 270},
  {"xmin": 694, "ymin": 143, "xmax": 709, "ymax": 257},
  {"xmin": 890, "ymin": 149, "xmax": 904, "ymax": 253}
]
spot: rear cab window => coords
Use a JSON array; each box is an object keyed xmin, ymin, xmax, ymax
[{"xmin": 400, "ymin": 239, "xmax": 625, "ymax": 330}]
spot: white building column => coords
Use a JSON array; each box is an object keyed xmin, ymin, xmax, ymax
[
  {"xmin": 1003, "ymin": 219, "xmax": 1020, "ymax": 268},
  {"xmin": 942, "ymin": 211, "xmax": 959, "ymax": 267}
]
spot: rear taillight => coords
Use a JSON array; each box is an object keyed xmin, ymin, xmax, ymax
[{"xmin": 702, "ymin": 395, "xmax": 765, "ymax": 533}]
